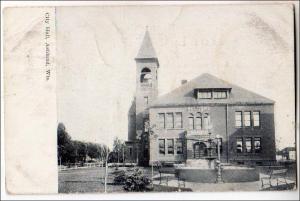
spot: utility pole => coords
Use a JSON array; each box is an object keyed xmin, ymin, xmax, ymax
[
  {"xmin": 136, "ymin": 144, "xmax": 139, "ymax": 166},
  {"xmin": 59, "ymin": 157, "xmax": 62, "ymax": 171},
  {"xmin": 151, "ymin": 162, "xmax": 154, "ymax": 188},
  {"xmin": 216, "ymin": 135, "xmax": 223, "ymax": 183},
  {"xmin": 104, "ymin": 151, "xmax": 111, "ymax": 193},
  {"xmin": 122, "ymin": 146, "xmax": 125, "ymax": 166}
]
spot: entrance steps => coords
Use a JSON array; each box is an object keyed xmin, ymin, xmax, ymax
[{"xmin": 186, "ymin": 159, "xmax": 216, "ymax": 169}]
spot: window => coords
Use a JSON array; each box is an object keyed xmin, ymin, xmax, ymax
[
  {"xmin": 158, "ymin": 113, "xmax": 165, "ymax": 129},
  {"xmin": 188, "ymin": 115, "xmax": 194, "ymax": 130},
  {"xmin": 203, "ymin": 113, "xmax": 210, "ymax": 129},
  {"xmin": 129, "ymin": 147, "xmax": 132, "ymax": 156},
  {"xmin": 159, "ymin": 139, "xmax": 165, "ymax": 155},
  {"xmin": 254, "ymin": 138, "xmax": 261, "ymax": 153},
  {"xmin": 195, "ymin": 113, "xmax": 202, "ymax": 130},
  {"xmin": 176, "ymin": 138, "xmax": 183, "ymax": 154},
  {"xmin": 213, "ymin": 91, "xmax": 227, "ymax": 99},
  {"xmin": 244, "ymin": 111, "xmax": 251, "ymax": 127},
  {"xmin": 144, "ymin": 119, "xmax": 149, "ymax": 132},
  {"xmin": 245, "ymin": 138, "xmax": 252, "ymax": 153},
  {"xmin": 144, "ymin": 96, "xmax": 148, "ymax": 105},
  {"xmin": 167, "ymin": 139, "xmax": 174, "ymax": 154},
  {"xmin": 175, "ymin": 112, "xmax": 182, "ymax": 128},
  {"xmin": 253, "ymin": 111, "xmax": 260, "ymax": 127},
  {"xmin": 235, "ymin": 111, "xmax": 242, "ymax": 127},
  {"xmin": 166, "ymin": 113, "xmax": 174, "ymax": 129},
  {"xmin": 236, "ymin": 138, "xmax": 243, "ymax": 153},
  {"xmin": 140, "ymin": 68, "xmax": 152, "ymax": 85},
  {"xmin": 198, "ymin": 91, "xmax": 212, "ymax": 99}
]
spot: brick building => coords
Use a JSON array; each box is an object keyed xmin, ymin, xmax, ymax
[{"xmin": 125, "ymin": 31, "xmax": 276, "ymax": 166}]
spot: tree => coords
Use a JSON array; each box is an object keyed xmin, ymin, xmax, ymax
[
  {"xmin": 73, "ymin": 140, "xmax": 88, "ymax": 163},
  {"xmin": 113, "ymin": 137, "xmax": 125, "ymax": 163},
  {"xmin": 57, "ymin": 123, "xmax": 110, "ymax": 165},
  {"xmin": 101, "ymin": 145, "xmax": 110, "ymax": 162},
  {"xmin": 87, "ymin": 143, "xmax": 98, "ymax": 160},
  {"xmin": 57, "ymin": 123, "xmax": 74, "ymax": 164}
]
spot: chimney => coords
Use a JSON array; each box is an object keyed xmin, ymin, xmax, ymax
[{"xmin": 181, "ymin": 80, "xmax": 187, "ymax": 85}]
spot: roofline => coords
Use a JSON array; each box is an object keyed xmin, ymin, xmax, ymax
[
  {"xmin": 135, "ymin": 57, "xmax": 160, "ymax": 67},
  {"xmin": 149, "ymin": 102, "xmax": 275, "ymax": 109}
]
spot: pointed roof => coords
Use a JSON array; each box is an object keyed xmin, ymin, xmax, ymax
[
  {"xmin": 150, "ymin": 73, "xmax": 274, "ymax": 107},
  {"xmin": 136, "ymin": 30, "xmax": 157, "ymax": 59}
]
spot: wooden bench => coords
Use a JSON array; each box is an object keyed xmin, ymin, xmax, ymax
[
  {"xmin": 158, "ymin": 166, "xmax": 174, "ymax": 186},
  {"xmin": 156, "ymin": 163, "xmax": 185, "ymax": 187},
  {"xmin": 261, "ymin": 168, "xmax": 288, "ymax": 189}
]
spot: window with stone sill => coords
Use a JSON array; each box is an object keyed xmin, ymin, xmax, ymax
[
  {"xmin": 159, "ymin": 139, "xmax": 165, "ymax": 155},
  {"xmin": 254, "ymin": 137, "xmax": 262, "ymax": 153},
  {"xmin": 253, "ymin": 111, "xmax": 260, "ymax": 127},
  {"xmin": 188, "ymin": 115, "xmax": 194, "ymax": 130},
  {"xmin": 158, "ymin": 113, "xmax": 165, "ymax": 129},
  {"xmin": 236, "ymin": 138, "xmax": 243, "ymax": 153},
  {"xmin": 166, "ymin": 113, "xmax": 174, "ymax": 129},
  {"xmin": 235, "ymin": 111, "xmax": 242, "ymax": 127},
  {"xmin": 203, "ymin": 113, "xmax": 210, "ymax": 130},
  {"xmin": 245, "ymin": 137, "xmax": 252, "ymax": 153},
  {"xmin": 176, "ymin": 138, "xmax": 183, "ymax": 154},
  {"xmin": 244, "ymin": 111, "xmax": 251, "ymax": 127},
  {"xmin": 174, "ymin": 112, "xmax": 182, "ymax": 128},
  {"xmin": 195, "ymin": 112, "xmax": 202, "ymax": 130},
  {"xmin": 167, "ymin": 139, "xmax": 174, "ymax": 154}
]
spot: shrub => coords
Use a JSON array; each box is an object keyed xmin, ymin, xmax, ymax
[
  {"xmin": 113, "ymin": 170, "xmax": 126, "ymax": 185},
  {"xmin": 123, "ymin": 168, "xmax": 151, "ymax": 192}
]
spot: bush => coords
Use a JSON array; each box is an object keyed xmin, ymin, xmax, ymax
[
  {"xmin": 123, "ymin": 168, "xmax": 151, "ymax": 192},
  {"xmin": 113, "ymin": 170, "xmax": 126, "ymax": 185}
]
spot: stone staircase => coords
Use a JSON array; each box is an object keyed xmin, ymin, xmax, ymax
[{"xmin": 186, "ymin": 159, "xmax": 216, "ymax": 169}]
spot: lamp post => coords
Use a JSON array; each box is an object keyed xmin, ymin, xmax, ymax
[
  {"xmin": 122, "ymin": 146, "xmax": 125, "ymax": 167},
  {"xmin": 136, "ymin": 131, "xmax": 142, "ymax": 166},
  {"xmin": 146, "ymin": 123, "xmax": 156, "ymax": 188},
  {"xmin": 104, "ymin": 151, "xmax": 113, "ymax": 193},
  {"xmin": 215, "ymin": 135, "xmax": 224, "ymax": 183}
]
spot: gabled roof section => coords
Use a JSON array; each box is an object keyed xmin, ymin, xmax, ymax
[
  {"xmin": 150, "ymin": 73, "xmax": 274, "ymax": 107},
  {"xmin": 136, "ymin": 30, "xmax": 157, "ymax": 59}
]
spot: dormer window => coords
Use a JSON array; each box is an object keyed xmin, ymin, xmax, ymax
[
  {"xmin": 197, "ymin": 90, "xmax": 212, "ymax": 99},
  {"xmin": 195, "ymin": 88, "xmax": 230, "ymax": 99},
  {"xmin": 213, "ymin": 90, "xmax": 227, "ymax": 99}
]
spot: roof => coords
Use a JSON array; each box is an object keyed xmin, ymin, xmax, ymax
[
  {"xmin": 136, "ymin": 30, "xmax": 157, "ymax": 59},
  {"xmin": 150, "ymin": 73, "xmax": 275, "ymax": 107}
]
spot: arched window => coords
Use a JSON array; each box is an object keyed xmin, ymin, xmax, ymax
[
  {"xmin": 194, "ymin": 142, "xmax": 207, "ymax": 158},
  {"xmin": 188, "ymin": 113, "xmax": 194, "ymax": 130},
  {"xmin": 203, "ymin": 113, "xmax": 210, "ymax": 130},
  {"xmin": 140, "ymin": 68, "xmax": 152, "ymax": 84},
  {"xmin": 195, "ymin": 112, "xmax": 202, "ymax": 130}
]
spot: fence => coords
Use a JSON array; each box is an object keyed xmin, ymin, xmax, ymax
[{"xmin": 58, "ymin": 162, "xmax": 137, "ymax": 171}]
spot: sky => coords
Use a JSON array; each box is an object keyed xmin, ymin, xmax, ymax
[{"xmin": 56, "ymin": 4, "xmax": 295, "ymax": 149}]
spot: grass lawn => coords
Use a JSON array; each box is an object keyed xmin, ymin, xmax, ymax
[
  {"xmin": 58, "ymin": 165, "xmax": 297, "ymax": 193},
  {"xmin": 59, "ymin": 167, "xmax": 123, "ymax": 193},
  {"xmin": 58, "ymin": 166, "xmax": 161, "ymax": 193}
]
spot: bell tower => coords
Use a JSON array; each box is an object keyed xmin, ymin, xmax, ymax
[
  {"xmin": 134, "ymin": 30, "xmax": 159, "ymax": 165},
  {"xmin": 135, "ymin": 30, "xmax": 159, "ymax": 127}
]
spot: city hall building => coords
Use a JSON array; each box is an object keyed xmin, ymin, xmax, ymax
[{"xmin": 125, "ymin": 31, "xmax": 276, "ymax": 166}]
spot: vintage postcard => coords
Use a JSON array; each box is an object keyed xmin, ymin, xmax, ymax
[{"xmin": 2, "ymin": 1, "xmax": 299, "ymax": 198}]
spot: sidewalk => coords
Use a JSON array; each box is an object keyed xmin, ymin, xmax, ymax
[{"xmin": 152, "ymin": 173, "xmax": 296, "ymax": 192}]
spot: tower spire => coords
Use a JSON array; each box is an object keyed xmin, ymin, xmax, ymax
[{"xmin": 136, "ymin": 29, "xmax": 157, "ymax": 59}]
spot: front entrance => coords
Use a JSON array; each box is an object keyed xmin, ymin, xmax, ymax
[{"xmin": 194, "ymin": 142, "xmax": 207, "ymax": 159}]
